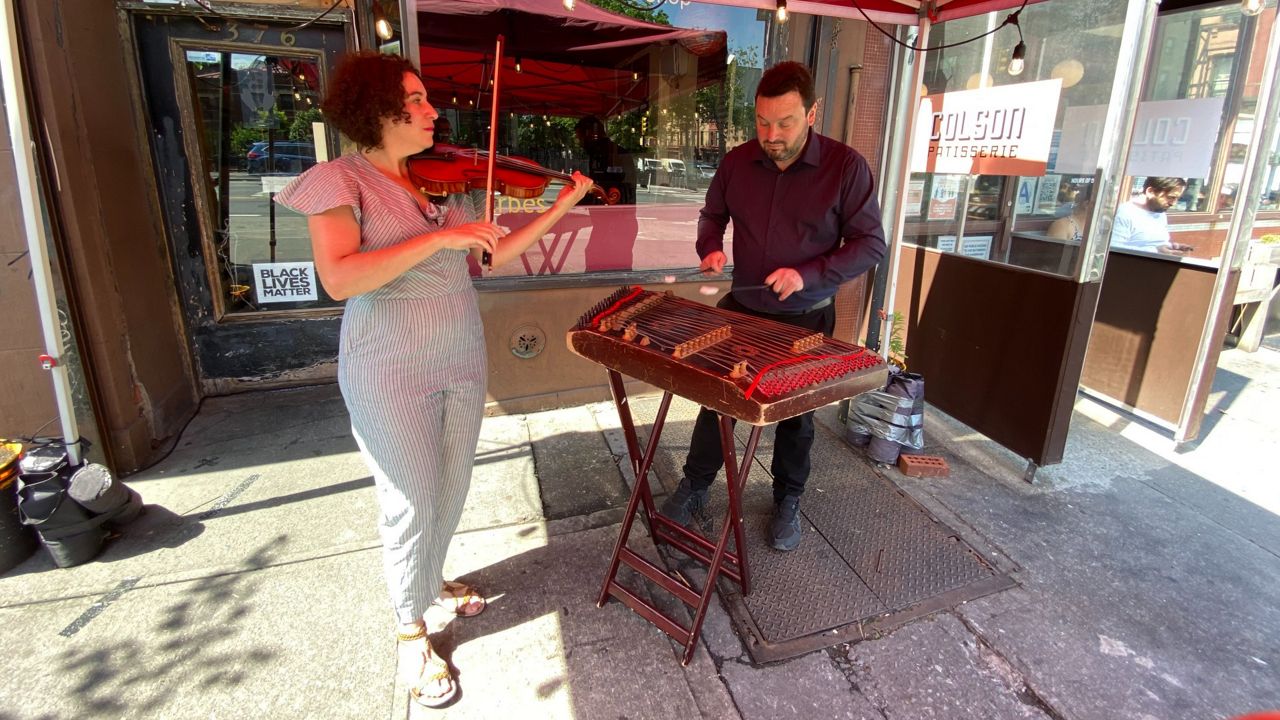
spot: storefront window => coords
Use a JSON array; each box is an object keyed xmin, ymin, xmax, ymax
[
  {"xmin": 417, "ymin": 1, "xmax": 769, "ymax": 280},
  {"xmin": 189, "ymin": 3, "xmax": 851, "ymax": 317},
  {"xmin": 183, "ymin": 49, "xmax": 335, "ymax": 314},
  {"xmin": 1137, "ymin": 4, "xmax": 1249, "ymax": 215},
  {"xmin": 903, "ymin": 0, "xmax": 1128, "ymax": 277}
]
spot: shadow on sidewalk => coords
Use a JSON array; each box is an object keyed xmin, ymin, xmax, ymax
[
  {"xmin": 420, "ymin": 525, "xmax": 697, "ymax": 717},
  {"xmin": 3, "ymin": 504, "xmax": 205, "ymax": 580},
  {"xmin": 48, "ymin": 539, "xmax": 283, "ymax": 718}
]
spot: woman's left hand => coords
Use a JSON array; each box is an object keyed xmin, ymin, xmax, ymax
[{"xmin": 555, "ymin": 171, "xmax": 594, "ymax": 207}]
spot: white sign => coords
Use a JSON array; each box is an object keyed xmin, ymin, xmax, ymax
[
  {"xmin": 905, "ymin": 179, "xmax": 925, "ymax": 217},
  {"xmin": 927, "ymin": 176, "xmax": 963, "ymax": 221},
  {"xmin": 1053, "ymin": 104, "xmax": 1108, "ymax": 174},
  {"xmin": 253, "ymin": 262, "xmax": 318, "ymax": 303},
  {"xmin": 936, "ymin": 235, "xmax": 993, "ymax": 259},
  {"xmin": 1035, "ymin": 174, "xmax": 1062, "ymax": 215},
  {"xmin": 912, "ymin": 79, "xmax": 1063, "ymax": 176},
  {"xmin": 1015, "ymin": 177, "xmax": 1037, "ymax": 214},
  {"xmin": 1055, "ymin": 97, "xmax": 1224, "ymax": 178},
  {"xmin": 960, "ymin": 235, "xmax": 993, "ymax": 259},
  {"xmin": 261, "ymin": 175, "xmax": 295, "ymax": 194},
  {"xmin": 1126, "ymin": 97, "xmax": 1224, "ymax": 179}
]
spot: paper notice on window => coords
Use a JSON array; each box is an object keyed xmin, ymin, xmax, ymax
[
  {"xmin": 253, "ymin": 262, "xmax": 318, "ymax": 303},
  {"xmin": 261, "ymin": 176, "xmax": 295, "ymax": 194}
]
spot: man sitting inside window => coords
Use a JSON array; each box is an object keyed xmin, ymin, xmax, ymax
[{"xmin": 1110, "ymin": 176, "xmax": 1193, "ymax": 255}]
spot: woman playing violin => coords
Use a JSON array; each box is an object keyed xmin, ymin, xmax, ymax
[{"xmin": 276, "ymin": 51, "xmax": 592, "ymax": 709}]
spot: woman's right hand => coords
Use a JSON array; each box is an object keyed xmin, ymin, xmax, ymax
[{"xmin": 431, "ymin": 222, "xmax": 507, "ymax": 255}]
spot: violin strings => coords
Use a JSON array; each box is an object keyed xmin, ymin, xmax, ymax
[{"xmin": 451, "ymin": 149, "xmax": 573, "ymax": 182}]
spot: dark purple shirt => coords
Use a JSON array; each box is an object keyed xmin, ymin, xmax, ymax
[{"xmin": 697, "ymin": 130, "xmax": 886, "ymax": 314}]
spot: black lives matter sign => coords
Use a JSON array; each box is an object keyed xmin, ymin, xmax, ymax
[{"xmin": 252, "ymin": 262, "xmax": 318, "ymax": 303}]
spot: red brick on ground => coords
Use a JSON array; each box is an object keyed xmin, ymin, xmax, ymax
[{"xmin": 898, "ymin": 454, "xmax": 950, "ymax": 478}]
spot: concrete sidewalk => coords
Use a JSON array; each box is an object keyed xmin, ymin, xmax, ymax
[{"xmin": 1, "ymin": 347, "xmax": 1277, "ymax": 720}]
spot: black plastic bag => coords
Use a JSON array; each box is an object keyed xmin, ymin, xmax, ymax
[{"xmin": 16, "ymin": 445, "xmax": 143, "ymax": 568}]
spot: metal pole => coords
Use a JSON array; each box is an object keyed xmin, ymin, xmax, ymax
[
  {"xmin": 1075, "ymin": 0, "xmax": 1161, "ymax": 284},
  {"xmin": 1175, "ymin": 8, "xmax": 1280, "ymax": 442},
  {"xmin": 879, "ymin": 16, "xmax": 931, "ymax": 357},
  {"xmin": 399, "ymin": 0, "xmax": 420, "ymax": 71},
  {"xmin": 1, "ymin": 0, "xmax": 81, "ymax": 464}
]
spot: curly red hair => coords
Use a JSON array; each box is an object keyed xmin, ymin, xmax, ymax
[{"xmin": 321, "ymin": 51, "xmax": 419, "ymax": 150}]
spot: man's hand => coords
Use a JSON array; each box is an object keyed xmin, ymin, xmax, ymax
[
  {"xmin": 699, "ymin": 250, "xmax": 727, "ymax": 275},
  {"xmin": 764, "ymin": 267, "xmax": 804, "ymax": 301}
]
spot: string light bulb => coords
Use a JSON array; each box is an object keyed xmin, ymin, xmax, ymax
[
  {"xmin": 1008, "ymin": 42, "xmax": 1026, "ymax": 75},
  {"xmin": 1240, "ymin": 0, "xmax": 1264, "ymax": 15},
  {"xmin": 775, "ymin": 0, "xmax": 788, "ymax": 23},
  {"xmin": 372, "ymin": 0, "xmax": 394, "ymax": 41},
  {"xmin": 1006, "ymin": 10, "xmax": 1026, "ymax": 76},
  {"xmin": 562, "ymin": 0, "xmax": 575, "ymax": 10},
  {"xmin": 515, "ymin": 57, "xmax": 523, "ymax": 73}
]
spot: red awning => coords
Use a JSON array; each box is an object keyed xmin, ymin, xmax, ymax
[
  {"xmin": 415, "ymin": 0, "xmax": 728, "ymax": 118},
  {"xmin": 688, "ymin": 0, "xmax": 1044, "ymax": 26}
]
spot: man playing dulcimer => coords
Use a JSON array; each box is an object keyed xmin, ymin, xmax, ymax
[{"xmin": 660, "ymin": 61, "xmax": 887, "ymax": 552}]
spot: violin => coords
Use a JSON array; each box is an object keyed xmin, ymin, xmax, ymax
[{"xmin": 407, "ymin": 145, "xmax": 621, "ymax": 206}]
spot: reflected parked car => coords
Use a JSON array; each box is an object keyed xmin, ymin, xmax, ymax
[
  {"xmin": 694, "ymin": 162, "xmax": 717, "ymax": 181},
  {"xmin": 246, "ymin": 141, "xmax": 317, "ymax": 174},
  {"xmin": 638, "ymin": 158, "xmax": 665, "ymax": 187}
]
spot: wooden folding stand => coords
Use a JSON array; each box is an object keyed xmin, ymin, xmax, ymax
[
  {"xmin": 595, "ymin": 370, "xmax": 761, "ymax": 666},
  {"xmin": 567, "ymin": 287, "xmax": 888, "ymax": 666}
]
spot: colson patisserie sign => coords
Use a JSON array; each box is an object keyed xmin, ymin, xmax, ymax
[{"xmin": 911, "ymin": 78, "xmax": 1062, "ymax": 176}]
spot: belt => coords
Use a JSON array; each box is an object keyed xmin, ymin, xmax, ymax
[
  {"xmin": 729, "ymin": 291, "xmax": 833, "ymax": 316},
  {"xmin": 774, "ymin": 296, "xmax": 833, "ymax": 315}
]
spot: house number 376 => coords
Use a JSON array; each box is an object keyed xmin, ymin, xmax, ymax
[{"xmin": 224, "ymin": 22, "xmax": 297, "ymax": 47}]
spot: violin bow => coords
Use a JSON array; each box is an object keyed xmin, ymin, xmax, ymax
[{"xmin": 480, "ymin": 34, "xmax": 505, "ymax": 271}]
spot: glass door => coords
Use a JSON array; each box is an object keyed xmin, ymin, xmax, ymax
[{"xmin": 132, "ymin": 10, "xmax": 349, "ymax": 388}]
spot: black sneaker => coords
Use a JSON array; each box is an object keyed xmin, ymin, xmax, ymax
[
  {"xmin": 659, "ymin": 478, "xmax": 713, "ymax": 534},
  {"xmin": 769, "ymin": 495, "xmax": 802, "ymax": 551}
]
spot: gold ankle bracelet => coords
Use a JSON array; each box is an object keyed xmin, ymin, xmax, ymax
[{"xmin": 396, "ymin": 626, "xmax": 426, "ymax": 642}]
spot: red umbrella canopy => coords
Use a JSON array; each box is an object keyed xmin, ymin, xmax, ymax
[
  {"xmin": 414, "ymin": 0, "xmax": 728, "ymax": 118},
  {"xmin": 690, "ymin": 0, "xmax": 1044, "ymax": 25}
]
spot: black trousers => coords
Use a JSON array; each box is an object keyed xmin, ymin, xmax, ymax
[{"xmin": 682, "ymin": 293, "xmax": 836, "ymax": 502}]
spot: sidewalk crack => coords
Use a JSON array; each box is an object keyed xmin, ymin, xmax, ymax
[{"xmin": 951, "ymin": 610, "xmax": 1067, "ymax": 720}]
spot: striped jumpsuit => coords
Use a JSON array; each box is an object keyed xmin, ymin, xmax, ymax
[{"xmin": 277, "ymin": 154, "xmax": 486, "ymax": 624}]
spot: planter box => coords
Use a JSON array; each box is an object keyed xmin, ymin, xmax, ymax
[{"xmin": 1246, "ymin": 242, "xmax": 1280, "ymax": 266}]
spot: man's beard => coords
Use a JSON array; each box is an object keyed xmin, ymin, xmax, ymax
[
  {"xmin": 762, "ymin": 139, "xmax": 802, "ymax": 164},
  {"xmin": 1144, "ymin": 198, "xmax": 1170, "ymax": 213}
]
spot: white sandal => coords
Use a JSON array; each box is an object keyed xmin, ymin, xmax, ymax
[
  {"xmin": 397, "ymin": 626, "xmax": 458, "ymax": 708},
  {"xmin": 433, "ymin": 580, "xmax": 486, "ymax": 618}
]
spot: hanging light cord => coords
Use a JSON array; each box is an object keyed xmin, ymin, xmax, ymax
[{"xmin": 851, "ymin": 0, "xmax": 1029, "ymax": 53}]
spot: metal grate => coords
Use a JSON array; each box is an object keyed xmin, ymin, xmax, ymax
[{"xmin": 639, "ymin": 402, "xmax": 1012, "ymax": 663}]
